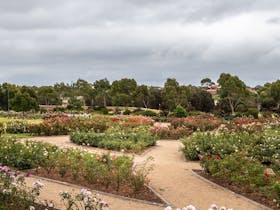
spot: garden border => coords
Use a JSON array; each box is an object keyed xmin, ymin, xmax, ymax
[
  {"xmin": 189, "ymin": 169, "xmax": 273, "ymax": 210},
  {"xmin": 30, "ymin": 174, "xmax": 171, "ymax": 208}
]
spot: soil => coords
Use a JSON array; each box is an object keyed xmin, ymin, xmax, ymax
[
  {"xmin": 194, "ymin": 169, "xmax": 278, "ymax": 210},
  {"xmin": 25, "ymin": 167, "xmax": 164, "ymax": 204}
]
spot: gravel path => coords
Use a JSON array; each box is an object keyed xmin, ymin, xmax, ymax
[{"xmin": 29, "ymin": 136, "xmax": 264, "ymax": 210}]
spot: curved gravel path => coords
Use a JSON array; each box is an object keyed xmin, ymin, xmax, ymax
[{"xmin": 29, "ymin": 136, "xmax": 264, "ymax": 210}]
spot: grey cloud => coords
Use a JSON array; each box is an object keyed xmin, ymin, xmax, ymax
[{"xmin": 0, "ymin": 0, "xmax": 279, "ymax": 87}]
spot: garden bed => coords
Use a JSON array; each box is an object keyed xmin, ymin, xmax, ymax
[
  {"xmin": 194, "ymin": 170, "xmax": 277, "ymax": 210},
  {"xmin": 25, "ymin": 168, "xmax": 165, "ymax": 204}
]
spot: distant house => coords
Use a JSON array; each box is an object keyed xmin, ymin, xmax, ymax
[
  {"xmin": 246, "ymin": 87, "xmax": 257, "ymax": 94},
  {"xmin": 206, "ymin": 83, "xmax": 221, "ymax": 96},
  {"xmin": 206, "ymin": 83, "xmax": 221, "ymax": 105},
  {"xmin": 61, "ymin": 97, "xmax": 70, "ymax": 107}
]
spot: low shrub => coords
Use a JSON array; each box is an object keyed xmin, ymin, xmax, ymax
[
  {"xmin": 169, "ymin": 115, "xmax": 222, "ymax": 131},
  {"xmin": 0, "ymin": 122, "xmax": 4, "ymax": 135},
  {"xmin": 152, "ymin": 125, "xmax": 192, "ymax": 139},
  {"xmin": 70, "ymin": 126, "xmax": 157, "ymax": 152},
  {"xmin": 5, "ymin": 120, "xmax": 29, "ymax": 134},
  {"xmin": 123, "ymin": 109, "xmax": 131, "ymax": 115},
  {"xmin": 0, "ymin": 137, "xmax": 152, "ymax": 194},
  {"xmin": 200, "ymin": 153, "xmax": 267, "ymax": 188},
  {"xmin": 184, "ymin": 125, "xmax": 280, "ymax": 206},
  {"xmin": 173, "ymin": 105, "xmax": 187, "ymax": 118},
  {"xmin": 29, "ymin": 116, "xmax": 108, "ymax": 136},
  {"xmin": 0, "ymin": 166, "xmax": 53, "ymax": 210}
]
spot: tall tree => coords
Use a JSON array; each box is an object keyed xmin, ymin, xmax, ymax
[
  {"xmin": 270, "ymin": 80, "xmax": 280, "ymax": 110},
  {"xmin": 162, "ymin": 78, "xmax": 180, "ymax": 110},
  {"xmin": 200, "ymin": 78, "xmax": 214, "ymax": 88},
  {"xmin": 37, "ymin": 86, "xmax": 61, "ymax": 105},
  {"xmin": 218, "ymin": 73, "xmax": 249, "ymax": 115},
  {"xmin": 93, "ymin": 79, "xmax": 111, "ymax": 107},
  {"xmin": 73, "ymin": 79, "xmax": 94, "ymax": 106},
  {"xmin": 134, "ymin": 85, "xmax": 150, "ymax": 108},
  {"xmin": 111, "ymin": 78, "xmax": 137, "ymax": 106},
  {"xmin": 10, "ymin": 92, "xmax": 38, "ymax": 112}
]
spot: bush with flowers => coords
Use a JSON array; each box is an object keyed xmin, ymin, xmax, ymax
[
  {"xmin": 0, "ymin": 137, "xmax": 153, "ymax": 198},
  {"xmin": 164, "ymin": 204, "xmax": 233, "ymax": 210},
  {"xmin": 28, "ymin": 116, "xmax": 109, "ymax": 136},
  {"xmin": 168, "ymin": 115, "xmax": 222, "ymax": 132},
  {"xmin": 183, "ymin": 124, "xmax": 280, "ymax": 207},
  {"xmin": 0, "ymin": 165, "xmax": 110, "ymax": 210},
  {"xmin": 0, "ymin": 166, "xmax": 55, "ymax": 210},
  {"xmin": 152, "ymin": 124, "xmax": 193, "ymax": 139},
  {"xmin": 70, "ymin": 126, "xmax": 156, "ymax": 152}
]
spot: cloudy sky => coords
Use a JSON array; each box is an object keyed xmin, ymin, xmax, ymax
[{"xmin": 0, "ymin": 0, "xmax": 279, "ymax": 87}]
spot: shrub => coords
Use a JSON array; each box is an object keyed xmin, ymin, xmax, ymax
[
  {"xmin": 187, "ymin": 125, "xmax": 280, "ymax": 206},
  {"xmin": 0, "ymin": 122, "xmax": 4, "ymax": 135},
  {"xmin": 70, "ymin": 126, "xmax": 157, "ymax": 153},
  {"xmin": 29, "ymin": 116, "xmax": 108, "ymax": 136},
  {"xmin": 5, "ymin": 120, "xmax": 29, "ymax": 134},
  {"xmin": 152, "ymin": 125, "xmax": 192, "ymax": 139},
  {"xmin": 246, "ymin": 108, "xmax": 259, "ymax": 119},
  {"xmin": 173, "ymin": 105, "xmax": 187, "ymax": 118},
  {"xmin": 0, "ymin": 136, "xmax": 152, "ymax": 194},
  {"xmin": 169, "ymin": 115, "xmax": 222, "ymax": 131},
  {"xmin": 200, "ymin": 153, "xmax": 267, "ymax": 188},
  {"xmin": 140, "ymin": 110, "xmax": 158, "ymax": 117},
  {"xmin": 0, "ymin": 166, "xmax": 52, "ymax": 210},
  {"xmin": 123, "ymin": 109, "xmax": 131, "ymax": 115}
]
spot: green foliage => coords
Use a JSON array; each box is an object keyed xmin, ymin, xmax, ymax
[
  {"xmin": 0, "ymin": 122, "xmax": 4, "ymax": 135},
  {"xmin": 29, "ymin": 116, "xmax": 108, "ymax": 136},
  {"xmin": 0, "ymin": 137, "xmax": 151, "ymax": 193},
  {"xmin": 0, "ymin": 166, "xmax": 49, "ymax": 210},
  {"xmin": 9, "ymin": 92, "xmax": 38, "ymax": 112},
  {"xmin": 270, "ymin": 80, "xmax": 280, "ymax": 109},
  {"xmin": 173, "ymin": 105, "xmax": 187, "ymax": 118},
  {"xmin": 70, "ymin": 126, "xmax": 157, "ymax": 153},
  {"xmin": 183, "ymin": 125, "xmax": 280, "ymax": 204},
  {"xmin": 218, "ymin": 73, "xmax": 249, "ymax": 115},
  {"xmin": 67, "ymin": 97, "xmax": 83, "ymax": 110},
  {"xmin": 246, "ymin": 108, "xmax": 259, "ymax": 119},
  {"xmin": 123, "ymin": 109, "xmax": 131, "ymax": 115},
  {"xmin": 152, "ymin": 125, "xmax": 192, "ymax": 139}
]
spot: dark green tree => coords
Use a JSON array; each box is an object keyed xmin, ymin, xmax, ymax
[
  {"xmin": 270, "ymin": 80, "xmax": 280, "ymax": 110},
  {"xmin": 218, "ymin": 73, "xmax": 249, "ymax": 115},
  {"xmin": 200, "ymin": 78, "xmax": 214, "ymax": 88},
  {"xmin": 10, "ymin": 92, "xmax": 38, "ymax": 112},
  {"xmin": 162, "ymin": 78, "xmax": 180, "ymax": 110},
  {"xmin": 111, "ymin": 78, "xmax": 137, "ymax": 106},
  {"xmin": 93, "ymin": 79, "xmax": 111, "ymax": 107}
]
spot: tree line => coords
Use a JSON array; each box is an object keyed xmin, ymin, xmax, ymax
[{"xmin": 0, "ymin": 73, "xmax": 279, "ymax": 115}]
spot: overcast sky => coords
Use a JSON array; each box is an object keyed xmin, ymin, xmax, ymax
[{"xmin": 0, "ymin": 0, "xmax": 279, "ymax": 87}]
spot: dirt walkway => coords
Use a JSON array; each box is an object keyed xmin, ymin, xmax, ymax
[{"xmin": 30, "ymin": 136, "xmax": 264, "ymax": 210}]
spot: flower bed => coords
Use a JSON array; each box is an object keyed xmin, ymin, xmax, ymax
[
  {"xmin": 0, "ymin": 115, "xmax": 154, "ymax": 136},
  {"xmin": 152, "ymin": 124, "xmax": 193, "ymax": 139},
  {"xmin": 168, "ymin": 115, "xmax": 222, "ymax": 131},
  {"xmin": 182, "ymin": 125, "xmax": 280, "ymax": 209},
  {"xmin": 0, "ymin": 166, "xmax": 56, "ymax": 210},
  {"xmin": 0, "ymin": 165, "xmax": 109, "ymax": 210},
  {"xmin": 0, "ymin": 137, "xmax": 163, "ymax": 203},
  {"xmin": 70, "ymin": 126, "xmax": 157, "ymax": 153}
]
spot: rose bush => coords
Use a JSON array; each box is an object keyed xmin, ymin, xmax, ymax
[
  {"xmin": 168, "ymin": 115, "xmax": 222, "ymax": 131},
  {"xmin": 70, "ymin": 126, "xmax": 157, "ymax": 153},
  {"xmin": 0, "ymin": 137, "xmax": 151, "ymax": 194}
]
